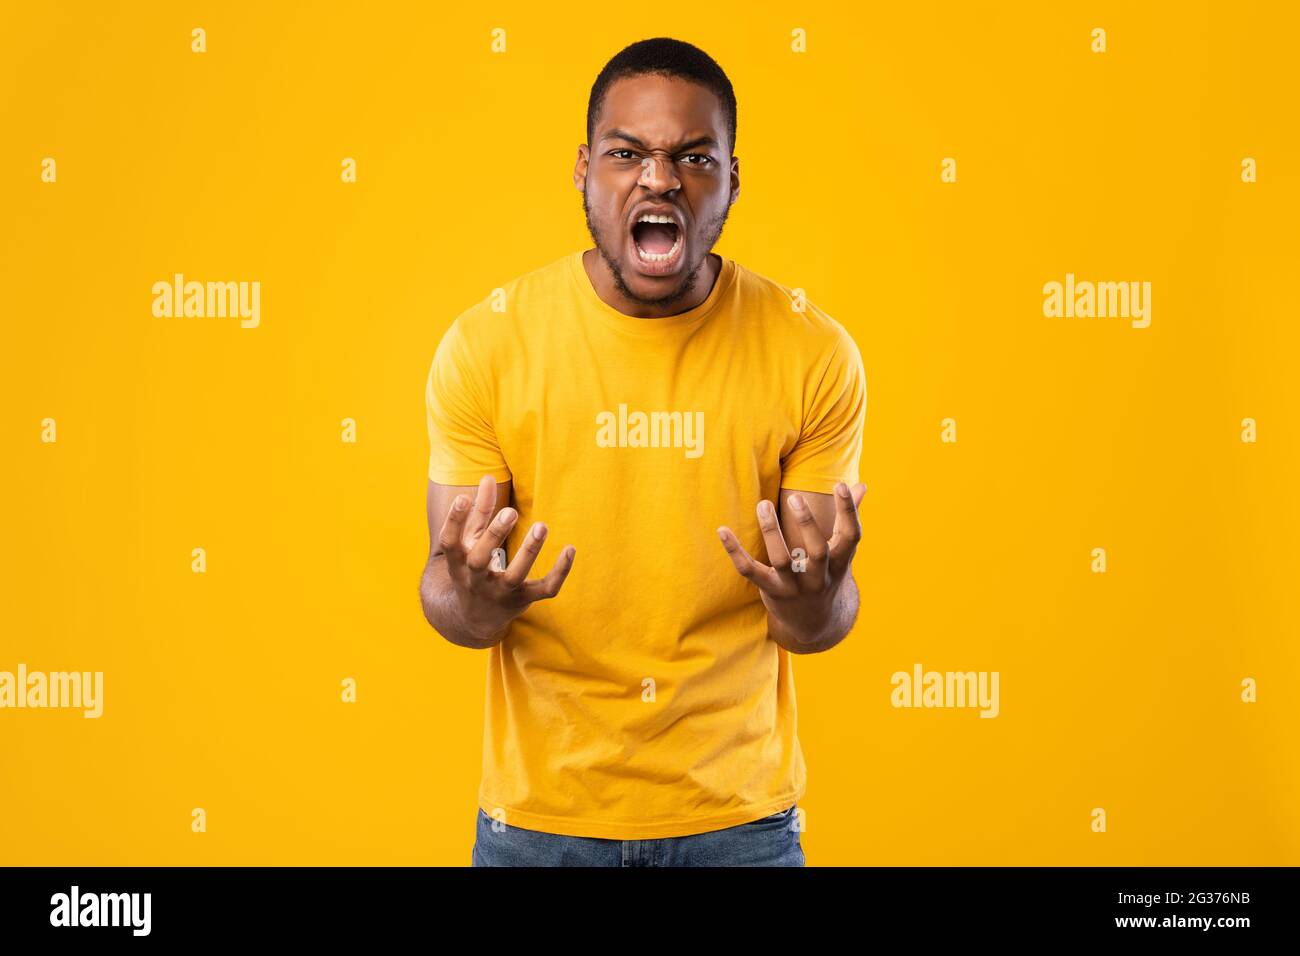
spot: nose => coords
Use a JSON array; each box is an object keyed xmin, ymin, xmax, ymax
[{"xmin": 638, "ymin": 155, "xmax": 681, "ymax": 192}]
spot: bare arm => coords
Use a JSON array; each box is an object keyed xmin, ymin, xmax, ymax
[
  {"xmin": 717, "ymin": 481, "xmax": 867, "ymax": 656},
  {"xmin": 420, "ymin": 477, "xmax": 511, "ymax": 648},
  {"xmin": 768, "ymin": 487, "xmax": 860, "ymax": 654},
  {"xmin": 419, "ymin": 475, "xmax": 575, "ymax": 649}
]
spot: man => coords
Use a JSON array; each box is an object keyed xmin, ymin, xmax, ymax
[{"xmin": 420, "ymin": 37, "xmax": 867, "ymax": 867}]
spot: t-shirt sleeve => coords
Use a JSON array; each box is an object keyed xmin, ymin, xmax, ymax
[
  {"xmin": 779, "ymin": 326, "xmax": 867, "ymax": 495},
  {"xmin": 425, "ymin": 317, "xmax": 512, "ymax": 485}
]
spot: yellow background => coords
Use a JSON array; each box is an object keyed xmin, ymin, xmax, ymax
[{"xmin": 2, "ymin": 1, "xmax": 1296, "ymax": 865}]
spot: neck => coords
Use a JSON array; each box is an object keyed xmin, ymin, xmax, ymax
[{"xmin": 583, "ymin": 249, "xmax": 720, "ymax": 318}]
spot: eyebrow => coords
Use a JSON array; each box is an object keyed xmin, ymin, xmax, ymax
[{"xmin": 600, "ymin": 129, "xmax": 721, "ymax": 152}]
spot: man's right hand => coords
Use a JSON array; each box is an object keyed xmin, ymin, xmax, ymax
[{"xmin": 424, "ymin": 475, "xmax": 575, "ymax": 647}]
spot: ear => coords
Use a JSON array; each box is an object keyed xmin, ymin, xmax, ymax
[
  {"xmin": 574, "ymin": 144, "xmax": 590, "ymax": 192},
  {"xmin": 729, "ymin": 153, "xmax": 740, "ymax": 204}
]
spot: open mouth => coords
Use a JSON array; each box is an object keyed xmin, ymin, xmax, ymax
[{"xmin": 630, "ymin": 214, "xmax": 683, "ymax": 269}]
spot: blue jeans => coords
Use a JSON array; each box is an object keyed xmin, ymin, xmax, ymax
[{"xmin": 471, "ymin": 805, "xmax": 805, "ymax": 867}]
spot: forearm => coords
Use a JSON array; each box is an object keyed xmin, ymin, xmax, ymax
[
  {"xmin": 419, "ymin": 556, "xmax": 509, "ymax": 649},
  {"xmin": 767, "ymin": 573, "xmax": 859, "ymax": 655}
]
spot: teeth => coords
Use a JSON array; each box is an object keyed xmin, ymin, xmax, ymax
[
  {"xmin": 632, "ymin": 211, "xmax": 683, "ymax": 262},
  {"xmin": 635, "ymin": 231, "xmax": 683, "ymax": 262}
]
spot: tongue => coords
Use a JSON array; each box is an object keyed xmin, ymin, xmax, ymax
[{"xmin": 634, "ymin": 222, "xmax": 677, "ymax": 254}]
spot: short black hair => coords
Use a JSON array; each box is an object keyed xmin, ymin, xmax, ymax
[{"xmin": 586, "ymin": 37, "xmax": 737, "ymax": 155}]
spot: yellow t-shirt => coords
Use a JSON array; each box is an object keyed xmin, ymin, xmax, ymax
[{"xmin": 426, "ymin": 249, "xmax": 866, "ymax": 839}]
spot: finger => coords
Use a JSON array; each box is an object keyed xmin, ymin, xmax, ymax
[
  {"xmin": 466, "ymin": 505, "xmax": 518, "ymax": 572},
  {"xmin": 438, "ymin": 493, "xmax": 473, "ymax": 568},
  {"xmin": 520, "ymin": 545, "xmax": 576, "ymax": 603},
  {"xmin": 500, "ymin": 521, "xmax": 548, "ymax": 588},
  {"xmin": 827, "ymin": 481, "xmax": 867, "ymax": 577},
  {"xmin": 783, "ymin": 491, "xmax": 829, "ymax": 579},
  {"xmin": 717, "ymin": 526, "xmax": 780, "ymax": 591},
  {"xmin": 464, "ymin": 475, "xmax": 497, "ymax": 545},
  {"xmin": 755, "ymin": 499, "xmax": 793, "ymax": 573}
]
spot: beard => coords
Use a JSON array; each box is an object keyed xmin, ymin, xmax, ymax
[{"xmin": 582, "ymin": 188, "xmax": 730, "ymax": 309}]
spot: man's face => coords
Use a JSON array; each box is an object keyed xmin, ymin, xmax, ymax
[{"xmin": 577, "ymin": 73, "xmax": 738, "ymax": 308}]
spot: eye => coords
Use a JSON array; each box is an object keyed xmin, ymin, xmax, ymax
[
  {"xmin": 681, "ymin": 154, "xmax": 713, "ymax": 166},
  {"xmin": 608, "ymin": 149, "xmax": 637, "ymax": 160}
]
